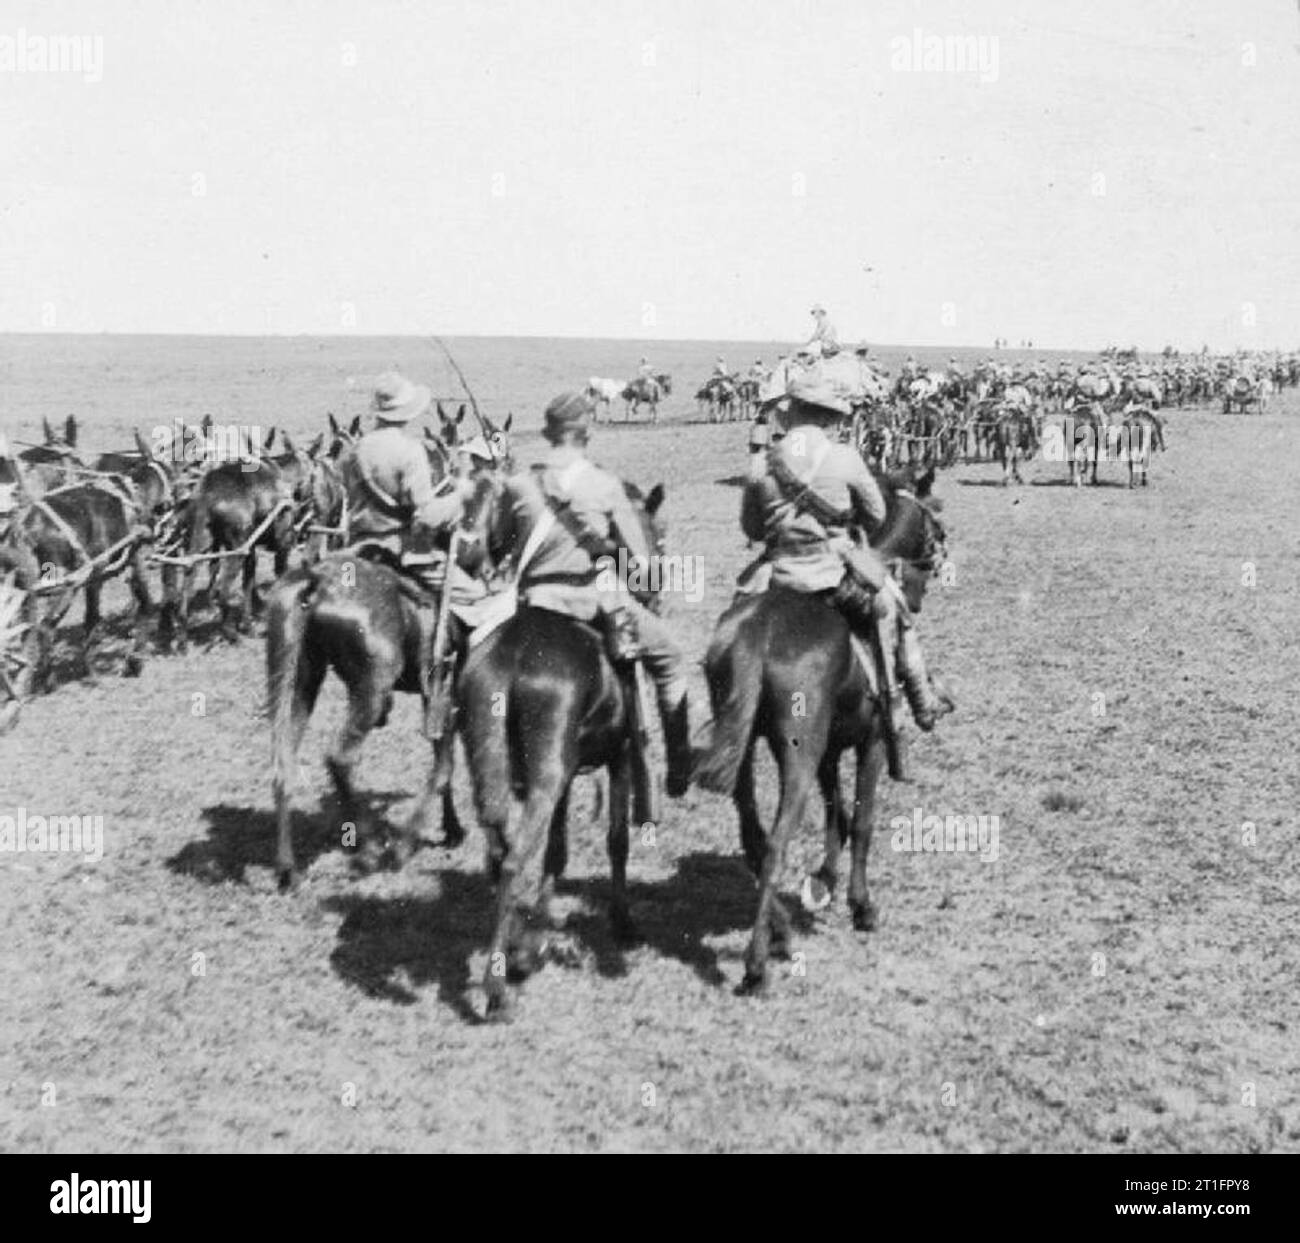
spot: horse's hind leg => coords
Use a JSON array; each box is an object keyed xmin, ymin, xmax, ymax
[
  {"xmin": 408, "ymin": 733, "xmax": 465, "ymax": 849},
  {"xmin": 71, "ymin": 582, "xmax": 102, "ymax": 679},
  {"xmin": 124, "ymin": 547, "xmax": 153, "ymax": 676},
  {"xmin": 326, "ymin": 663, "xmax": 392, "ymax": 860},
  {"xmin": 734, "ymin": 747, "xmax": 764, "ymax": 877},
  {"xmin": 605, "ymin": 752, "xmax": 638, "ymax": 944},
  {"xmin": 483, "ymin": 777, "xmax": 565, "ymax": 1018},
  {"xmin": 538, "ymin": 786, "xmax": 572, "ymax": 929},
  {"xmin": 801, "ymin": 752, "xmax": 845, "ymax": 913},
  {"xmin": 847, "ymin": 735, "xmax": 887, "ymax": 932},
  {"xmin": 272, "ymin": 646, "xmax": 326, "ymax": 891},
  {"xmin": 740, "ymin": 741, "xmax": 818, "ymax": 995}
]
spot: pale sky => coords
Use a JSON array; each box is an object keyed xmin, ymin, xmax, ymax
[{"xmin": 2, "ymin": 0, "xmax": 1299, "ymax": 349}]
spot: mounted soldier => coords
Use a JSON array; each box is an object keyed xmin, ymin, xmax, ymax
[
  {"xmin": 737, "ymin": 377, "xmax": 952, "ymax": 779},
  {"xmin": 806, "ymin": 304, "xmax": 839, "ymax": 358},
  {"xmin": 338, "ymin": 371, "xmax": 477, "ymax": 732},
  {"xmin": 488, "ymin": 391, "xmax": 692, "ymax": 796}
]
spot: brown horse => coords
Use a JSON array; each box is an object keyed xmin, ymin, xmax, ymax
[
  {"xmin": 266, "ymin": 468, "xmax": 503, "ymax": 892},
  {"xmin": 0, "ymin": 429, "xmax": 175, "ymax": 694},
  {"xmin": 456, "ymin": 481, "xmax": 666, "ymax": 1019},
  {"xmin": 693, "ymin": 467, "xmax": 946, "ymax": 995}
]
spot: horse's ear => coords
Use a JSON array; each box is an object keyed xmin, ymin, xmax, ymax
[
  {"xmin": 915, "ymin": 465, "xmax": 936, "ymax": 498},
  {"xmin": 349, "ymin": 414, "xmax": 362, "ymax": 436},
  {"xmin": 281, "ymin": 432, "xmax": 295, "ymax": 455},
  {"xmin": 645, "ymin": 483, "xmax": 665, "ymax": 516},
  {"xmin": 264, "ymin": 427, "xmax": 277, "ymax": 452},
  {"xmin": 503, "ymin": 412, "xmax": 513, "ymax": 432},
  {"xmin": 202, "ymin": 413, "xmax": 213, "ymax": 433},
  {"xmin": 455, "ymin": 404, "xmax": 466, "ymax": 424},
  {"xmin": 133, "ymin": 427, "xmax": 152, "ymax": 462},
  {"xmin": 65, "ymin": 415, "xmax": 78, "ymax": 447},
  {"xmin": 306, "ymin": 432, "xmax": 323, "ymax": 458},
  {"xmin": 424, "ymin": 426, "xmax": 438, "ymax": 441},
  {"xmin": 436, "ymin": 401, "xmax": 447, "ymax": 422},
  {"xmin": 42, "ymin": 417, "xmax": 55, "ymax": 444},
  {"xmin": 328, "ymin": 412, "xmax": 340, "ymax": 436}
]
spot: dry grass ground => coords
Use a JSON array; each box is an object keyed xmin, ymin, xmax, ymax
[{"xmin": 1, "ymin": 336, "xmax": 1297, "ymax": 1152}]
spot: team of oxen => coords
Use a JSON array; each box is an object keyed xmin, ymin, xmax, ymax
[{"xmin": 1, "ymin": 346, "xmax": 1293, "ymax": 1017}]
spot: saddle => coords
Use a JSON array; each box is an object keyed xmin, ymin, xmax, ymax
[{"xmin": 344, "ymin": 540, "xmax": 445, "ymax": 606}]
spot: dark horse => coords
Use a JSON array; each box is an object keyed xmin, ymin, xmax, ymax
[
  {"xmin": 456, "ymin": 481, "xmax": 666, "ymax": 1019},
  {"xmin": 266, "ymin": 471, "xmax": 502, "ymax": 891},
  {"xmin": 621, "ymin": 374, "xmax": 672, "ymax": 421},
  {"xmin": 693, "ymin": 466, "xmax": 946, "ymax": 995},
  {"xmin": 0, "ymin": 429, "xmax": 175, "ymax": 694},
  {"xmin": 165, "ymin": 432, "xmax": 322, "ymax": 646}
]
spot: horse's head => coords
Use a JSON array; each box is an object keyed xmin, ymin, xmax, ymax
[
  {"xmin": 477, "ymin": 410, "xmax": 515, "ymax": 474},
  {"xmin": 871, "ymin": 465, "xmax": 947, "ymax": 610}
]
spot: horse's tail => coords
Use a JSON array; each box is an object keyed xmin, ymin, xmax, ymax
[
  {"xmin": 694, "ymin": 622, "xmax": 764, "ymax": 797},
  {"xmin": 266, "ymin": 566, "xmax": 321, "ymax": 800}
]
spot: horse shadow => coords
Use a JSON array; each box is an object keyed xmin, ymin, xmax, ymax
[
  {"xmin": 559, "ymin": 849, "xmax": 795, "ymax": 989},
  {"xmin": 166, "ymin": 793, "xmax": 413, "ymax": 885},
  {"xmin": 323, "ymin": 870, "xmax": 495, "ymax": 1015},
  {"xmin": 320, "ymin": 848, "xmax": 813, "ymax": 1017}
]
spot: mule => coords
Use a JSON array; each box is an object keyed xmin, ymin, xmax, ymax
[{"xmin": 0, "ymin": 435, "xmax": 173, "ymax": 692}]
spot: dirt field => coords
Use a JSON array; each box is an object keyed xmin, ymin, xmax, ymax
[{"xmin": 2, "ymin": 335, "xmax": 1297, "ymax": 1153}]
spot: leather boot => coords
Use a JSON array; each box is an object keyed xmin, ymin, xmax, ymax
[
  {"xmin": 660, "ymin": 695, "xmax": 692, "ymax": 798},
  {"xmin": 896, "ymin": 625, "xmax": 955, "ymax": 731}
]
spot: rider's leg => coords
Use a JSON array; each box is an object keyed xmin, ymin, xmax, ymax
[
  {"xmin": 625, "ymin": 602, "xmax": 692, "ymax": 798},
  {"xmin": 876, "ymin": 578, "xmax": 954, "ymax": 730}
]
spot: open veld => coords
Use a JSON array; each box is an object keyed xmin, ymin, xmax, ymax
[{"xmin": 2, "ymin": 334, "xmax": 1297, "ymax": 1152}]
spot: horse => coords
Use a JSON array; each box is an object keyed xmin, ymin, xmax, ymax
[
  {"xmin": 164, "ymin": 432, "xmax": 308, "ymax": 646},
  {"xmin": 0, "ymin": 429, "xmax": 175, "ymax": 694},
  {"xmin": 693, "ymin": 466, "xmax": 947, "ymax": 994},
  {"xmin": 621, "ymin": 373, "xmax": 671, "ymax": 421},
  {"xmin": 456, "ymin": 480, "xmax": 667, "ymax": 1019},
  {"xmin": 16, "ymin": 415, "xmax": 84, "ymax": 496},
  {"xmin": 585, "ymin": 378, "xmax": 624, "ymax": 421},
  {"xmin": 1118, "ymin": 406, "xmax": 1165, "ymax": 488},
  {"xmin": 993, "ymin": 403, "xmax": 1039, "ymax": 485},
  {"xmin": 266, "ymin": 467, "xmax": 503, "ymax": 892}
]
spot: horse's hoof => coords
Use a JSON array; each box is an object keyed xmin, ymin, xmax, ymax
[
  {"xmin": 276, "ymin": 868, "xmax": 298, "ymax": 894},
  {"xmin": 482, "ymin": 988, "xmax": 514, "ymax": 1024},
  {"xmin": 611, "ymin": 912, "xmax": 643, "ymax": 946},
  {"xmin": 122, "ymin": 655, "xmax": 143, "ymax": 678},
  {"xmin": 851, "ymin": 900, "xmax": 879, "ymax": 933},
  {"xmin": 800, "ymin": 874, "xmax": 833, "ymax": 913},
  {"xmin": 735, "ymin": 970, "xmax": 769, "ymax": 998}
]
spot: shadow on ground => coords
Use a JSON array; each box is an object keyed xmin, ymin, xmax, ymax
[
  {"xmin": 168, "ymin": 792, "xmax": 414, "ymax": 884},
  {"xmin": 323, "ymin": 848, "xmax": 817, "ymax": 1018}
]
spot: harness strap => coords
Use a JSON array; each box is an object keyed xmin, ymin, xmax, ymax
[
  {"xmin": 31, "ymin": 499, "xmax": 92, "ymax": 567},
  {"xmin": 768, "ymin": 440, "xmax": 852, "ymax": 530}
]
